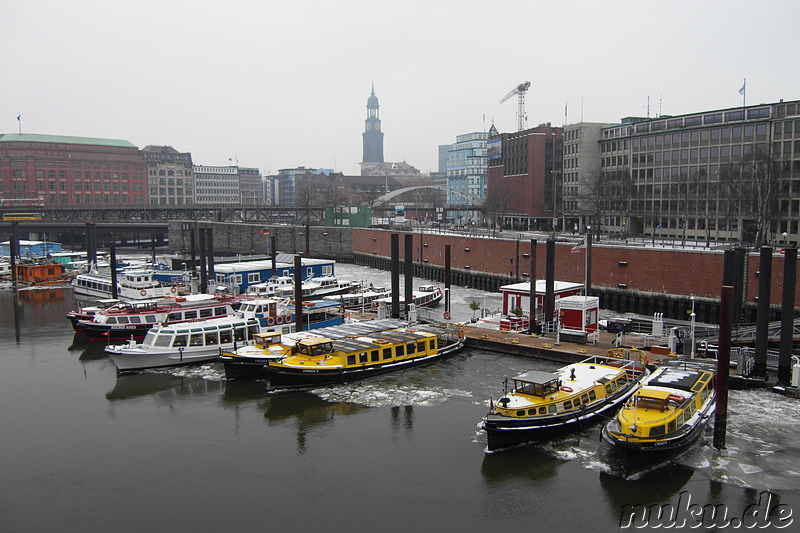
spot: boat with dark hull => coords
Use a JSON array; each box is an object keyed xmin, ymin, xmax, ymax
[
  {"xmin": 72, "ymin": 294, "xmax": 247, "ymax": 341},
  {"xmin": 220, "ymin": 321, "xmax": 464, "ymax": 384},
  {"xmin": 601, "ymin": 359, "xmax": 716, "ymax": 479},
  {"xmin": 481, "ymin": 354, "xmax": 650, "ymax": 452}
]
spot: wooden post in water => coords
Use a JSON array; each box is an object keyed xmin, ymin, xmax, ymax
[
  {"xmin": 753, "ymin": 246, "xmax": 772, "ymax": 379},
  {"xmin": 714, "ymin": 285, "xmax": 733, "ymax": 450},
  {"xmin": 109, "ymin": 238, "xmax": 118, "ymax": 299},
  {"xmin": 390, "ymin": 233, "xmax": 400, "ymax": 319},
  {"xmin": 544, "ymin": 238, "xmax": 555, "ymax": 320},
  {"xmin": 294, "ymin": 255, "xmax": 303, "ymax": 330},
  {"xmin": 270, "ymin": 236, "xmax": 277, "ymax": 275},
  {"xmin": 444, "ymin": 244, "xmax": 451, "ymax": 314},
  {"xmin": 778, "ymin": 247, "xmax": 797, "ymax": 385},
  {"xmin": 206, "ymin": 228, "xmax": 215, "ymax": 287},
  {"xmin": 404, "ymin": 234, "xmax": 413, "ymax": 320},
  {"xmin": 8, "ymin": 234, "xmax": 18, "ymax": 287},
  {"xmin": 528, "ymin": 239, "xmax": 537, "ymax": 334},
  {"xmin": 198, "ymin": 226, "xmax": 207, "ymax": 294}
]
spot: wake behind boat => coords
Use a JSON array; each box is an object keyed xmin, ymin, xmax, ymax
[
  {"xmin": 601, "ymin": 359, "xmax": 716, "ymax": 478},
  {"xmin": 481, "ymin": 353, "xmax": 650, "ymax": 452}
]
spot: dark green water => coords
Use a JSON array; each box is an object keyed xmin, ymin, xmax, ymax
[{"xmin": 1, "ymin": 288, "xmax": 798, "ymax": 532}]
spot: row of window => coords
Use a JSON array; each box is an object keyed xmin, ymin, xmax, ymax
[{"xmin": 345, "ymin": 339, "xmax": 435, "ymax": 365}]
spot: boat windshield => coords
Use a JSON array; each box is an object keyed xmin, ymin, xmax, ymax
[
  {"xmin": 635, "ymin": 395, "xmax": 665, "ymax": 411},
  {"xmin": 515, "ymin": 379, "xmax": 559, "ymax": 397}
]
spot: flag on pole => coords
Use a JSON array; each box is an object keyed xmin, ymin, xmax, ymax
[
  {"xmin": 571, "ymin": 238, "xmax": 586, "ymax": 253},
  {"xmin": 16, "ymin": 114, "xmax": 21, "ymax": 121},
  {"xmin": 738, "ymin": 80, "xmax": 746, "ymax": 96}
]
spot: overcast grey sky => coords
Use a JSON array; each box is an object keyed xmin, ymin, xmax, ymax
[{"xmin": 3, "ymin": 0, "xmax": 798, "ymax": 176}]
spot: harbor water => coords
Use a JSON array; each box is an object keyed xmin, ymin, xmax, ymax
[{"xmin": 1, "ymin": 263, "xmax": 799, "ymax": 532}]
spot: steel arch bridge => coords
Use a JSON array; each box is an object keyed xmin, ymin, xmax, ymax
[{"xmin": 373, "ymin": 185, "xmax": 482, "ymax": 206}]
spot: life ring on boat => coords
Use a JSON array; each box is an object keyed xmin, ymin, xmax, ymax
[
  {"xmin": 171, "ymin": 286, "xmax": 177, "ymax": 293},
  {"xmin": 266, "ymin": 316, "xmax": 275, "ymax": 326},
  {"xmin": 284, "ymin": 315, "xmax": 293, "ymax": 324},
  {"xmin": 140, "ymin": 290, "xmax": 147, "ymax": 296},
  {"xmin": 275, "ymin": 315, "xmax": 284, "ymax": 325},
  {"xmin": 560, "ymin": 386, "xmax": 573, "ymax": 393},
  {"xmin": 458, "ymin": 329, "xmax": 465, "ymax": 339},
  {"xmin": 443, "ymin": 311, "xmax": 451, "ymax": 320}
]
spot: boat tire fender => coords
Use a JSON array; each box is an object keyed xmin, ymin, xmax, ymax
[
  {"xmin": 285, "ymin": 314, "xmax": 292, "ymax": 324},
  {"xmin": 140, "ymin": 290, "xmax": 147, "ymax": 296},
  {"xmin": 560, "ymin": 386, "xmax": 573, "ymax": 393},
  {"xmin": 171, "ymin": 286, "xmax": 177, "ymax": 293},
  {"xmin": 266, "ymin": 316, "xmax": 275, "ymax": 326},
  {"xmin": 275, "ymin": 315, "xmax": 284, "ymax": 325}
]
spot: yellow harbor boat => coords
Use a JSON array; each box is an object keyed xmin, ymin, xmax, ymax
[
  {"xmin": 220, "ymin": 321, "xmax": 465, "ymax": 385},
  {"xmin": 601, "ymin": 359, "xmax": 716, "ymax": 478},
  {"xmin": 481, "ymin": 353, "xmax": 650, "ymax": 451}
]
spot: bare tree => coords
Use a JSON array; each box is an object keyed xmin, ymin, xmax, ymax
[{"xmin": 719, "ymin": 145, "xmax": 785, "ymax": 246}]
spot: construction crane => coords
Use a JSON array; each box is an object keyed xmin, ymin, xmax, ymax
[{"xmin": 500, "ymin": 81, "xmax": 531, "ymax": 132}]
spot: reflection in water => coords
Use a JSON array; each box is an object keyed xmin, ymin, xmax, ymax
[
  {"xmin": 106, "ymin": 371, "xmax": 223, "ymax": 401},
  {"xmin": 598, "ymin": 465, "xmax": 694, "ymax": 515},
  {"xmin": 260, "ymin": 392, "xmax": 368, "ymax": 454},
  {"xmin": 70, "ymin": 339, "xmax": 109, "ymax": 361},
  {"xmin": 480, "ymin": 444, "xmax": 562, "ymax": 484},
  {"xmin": 390, "ymin": 405, "xmax": 415, "ymax": 436}
]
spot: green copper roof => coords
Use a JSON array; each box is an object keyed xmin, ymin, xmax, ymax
[{"xmin": 0, "ymin": 133, "xmax": 137, "ymax": 148}]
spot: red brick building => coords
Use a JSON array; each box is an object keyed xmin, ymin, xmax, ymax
[
  {"xmin": 487, "ymin": 124, "xmax": 562, "ymax": 231},
  {"xmin": 0, "ymin": 133, "xmax": 148, "ymax": 207}
]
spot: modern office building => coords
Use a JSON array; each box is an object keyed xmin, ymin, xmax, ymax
[
  {"xmin": 141, "ymin": 145, "xmax": 194, "ymax": 205},
  {"xmin": 561, "ymin": 122, "xmax": 615, "ymax": 233},
  {"xmin": 193, "ymin": 165, "xmax": 240, "ymax": 205},
  {"xmin": 446, "ymin": 131, "xmax": 488, "ymax": 207},
  {"xmin": 0, "ymin": 133, "xmax": 148, "ymax": 207},
  {"xmin": 597, "ymin": 99, "xmax": 800, "ymax": 245},
  {"xmin": 239, "ymin": 167, "xmax": 264, "ymax": 205},
  {"xmin": 487, "ymin": 124, "xmax": 563, "ymax": 230}
]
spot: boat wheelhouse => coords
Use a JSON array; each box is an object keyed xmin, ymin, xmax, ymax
[
  {"xmin": 602, "ymin": 360, "xmax": 716, "ymax": 478},
  {"xmin": 323, "ymin": 285, "xmax": 392, "ymax": 310},
  {"xmin": 73, "ymin": 293, "xmax": 247, "ymax": 341},
  {"xmin": 72, "ymin": 270, "xmax": 184, "ymax": 300},
  {"xmin": 105, "ymin": 316, "xmax": 261, "ymax": 371},
  {"xmin": 481, "ymin": 354, "xmax": 650, "ymax": 451},
  {"xmin": 371, "ymin": 284, "xmax": 443, "ymax": 311},
  {"xmin": 220, "ymin": 322, "xmax": 465, "ymax": 383}
]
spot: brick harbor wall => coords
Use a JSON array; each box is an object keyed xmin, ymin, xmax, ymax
[{"xmin": 352, "ymin": 228, "xmax": 799, "ymax": 309}]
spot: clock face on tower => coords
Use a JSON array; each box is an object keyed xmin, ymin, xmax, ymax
[
  {"xmin": 375, "ymin": 123, "xmax": 380, "ymax": 131},
  {"xmin": 366, "ymin": 122, "xmax": 372, "ymax": 130}
]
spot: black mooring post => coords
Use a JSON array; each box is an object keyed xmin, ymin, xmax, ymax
[
  {"xmin": 294, "ymin": 255, "xmax": 303, "ymax": 330},
  {"xmin": 198, "ymin": 227, "xmax": 207, "ymax": 294},
  {"xmin": 271, "ymin": 236, "xmax": 277, "ymax": 276},
  {"xmin": 714, "ymin": 285, "xmax": 733, "ymax": 450},
  {"xmin": 404, "ymin": 234, "xmax": 413, "ymax": 320},
  {"xmin": 753, "ymin": 245, "xmax": 772, "ymax": 379},
  {"xmin": 206, "ymin": 228, "xmax": 215, "ymax": 287},
  {"xmin": 444, "ymin": 244, "xmax": 451, "ymax": 313},
  {"xmin": 390, "ymin": 234, "xmax": 400, "ymax": 319},
  {"xmin": 528, "ymin": 239, "xmax": 537, "ymax": 333},
  {"xmin": 544, "ymin": 238, "xmax": 555, "ymax": 321},
  {"xmin": 778, "ymin": 247, "xmax": 797, "ymax": 385},
  {"xmin": 110, "ymin": 239, "xmax": 118, "ymax": 299}
]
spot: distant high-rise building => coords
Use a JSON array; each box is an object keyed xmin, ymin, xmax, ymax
[
  {"xmin": 447, "ymin": 132, "xmax": 488, "ymax": 207},
  {"xmin": 362, "ymin": 83, "xmax": 384, "ymax": 164}
]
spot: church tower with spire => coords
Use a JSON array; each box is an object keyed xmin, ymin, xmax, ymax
[{"xmin": 362, "ymin": 83, "xmax": 384, "ymax": 164}]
